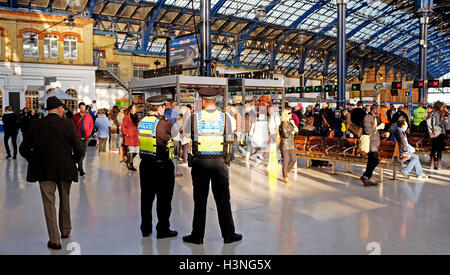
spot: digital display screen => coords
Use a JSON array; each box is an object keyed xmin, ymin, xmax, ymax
[{"xmin": 169, "ymin": 35, "xmax": 199, "ymax": 69}]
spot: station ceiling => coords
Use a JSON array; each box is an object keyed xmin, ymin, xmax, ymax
[{"xmin": 0, "ymin": 0, "xmax": 449, "ymax": 80}]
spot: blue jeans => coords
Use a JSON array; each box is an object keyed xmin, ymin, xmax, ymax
[{"xmin": 402, "ymin": 153, "xmax": 425, "ymax": 176}]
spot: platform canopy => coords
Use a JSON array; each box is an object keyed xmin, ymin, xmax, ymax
[{"xmin": 1, "ymin": 0, "xmax": 449, "ymax": 79}]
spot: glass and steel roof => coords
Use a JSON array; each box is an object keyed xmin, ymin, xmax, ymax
[{"xmin": 2, "ymin": 0, "xmax": 448, "ymax": 78}]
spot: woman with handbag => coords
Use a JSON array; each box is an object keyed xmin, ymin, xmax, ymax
[
  {"xmin": 280, "ymin": 108, "xmax": 299, "ymax": 184},
  {"xmin": 430, "ymin": 101, "xmax": 447, "ymax": 170}
]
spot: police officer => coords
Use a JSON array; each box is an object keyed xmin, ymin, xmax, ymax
[
  {"xmin": 183, "ymin": 88, "xmax": 242, "ymax": 245},
  {"xmin": 138, "ymin": 95, "xmax": 178, "ymax": 239},
  {"xmin": 412, "ymin": 102, "xmax": 427, "ymax": 133}
]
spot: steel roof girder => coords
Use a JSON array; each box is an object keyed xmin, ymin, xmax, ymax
[
  {"xmin": 211, "ymin": 0, "xmax": 227, "ymax": 19},
  {"xmin": 141, "ymin": 0, "xmax": 166, "ymax": 52}
]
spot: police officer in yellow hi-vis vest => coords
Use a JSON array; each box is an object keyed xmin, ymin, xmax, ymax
[
  {"xmin": 183, "ymin": 88, "xmax": 242, "ymax": 245},
  {"xmin": 138, "ymin": 95, "xmax": 178, "ymax": 239},
  {"xmin": 412, "ymin": 102, "xmax": 427, "ymax": 133}
]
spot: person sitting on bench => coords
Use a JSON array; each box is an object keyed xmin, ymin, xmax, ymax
[{"xmin": 395, "ymin": 120, "xmax": 429, "ymax": 179}]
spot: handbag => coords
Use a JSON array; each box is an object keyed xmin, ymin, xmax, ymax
[
  {"xmin": 321, "ymin": 113, "xmax": 335, "ymax": 138},
  {"xmin": 358, "ymin": 134, "xmax": 370, "ymax": 154},
  {"xmin": 428, "ymin": 115, "xmax": 442, "ymax": 138}
]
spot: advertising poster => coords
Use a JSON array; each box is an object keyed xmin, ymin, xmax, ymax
[{"xmin": 169, "ymin": 35, "xmax": 199, "ymax": 69}]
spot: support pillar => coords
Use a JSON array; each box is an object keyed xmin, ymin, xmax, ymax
[
  {"xmin": 200, "ymin": 0, "xmax": 212, "ymax": 76},
  {"xmin": 416, "ymin": 0, "xmax": 433, "ymax": 103},
  {"xmin": 337, "ymin": 0, "xmax": 347, "ymax": 108}
]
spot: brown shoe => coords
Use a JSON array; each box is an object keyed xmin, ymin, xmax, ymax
[
  {"xmin": 47, "ymin": 241, "xmax": 62, "ymax": 250},
  {"xmin": 61, "ymin": 233, "xmax": 70, "ymax": 239},
  {"xmin": 368, "ymin": 180, "xmax": 378, "ymax": 186},
  {"xmin": 360, "ymin": 176, "xmax": 371, "ymax": 187}
]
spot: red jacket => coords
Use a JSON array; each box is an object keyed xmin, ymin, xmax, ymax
[
  {"xmin": 121, "ymin": 115, "xmax": 140, "ymax": 146},
  {"xmin": 72, "ymin": 113, "xmax": 94, "ymax": 140},
  {"xmin": 291, "ymin": 113, "xmax": 300, "ymax": 127}
]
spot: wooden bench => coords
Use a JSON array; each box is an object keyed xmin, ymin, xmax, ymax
[
  {"xmin": 408, "ymin": 133, "xmax": 450, "ymax": 155},
  {"xmin": 295, "ymin": 136, "xmax": 402, "ymax": 181}
]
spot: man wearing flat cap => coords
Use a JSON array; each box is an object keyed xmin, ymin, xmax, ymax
[
  {"xmin": 137, "ymin": 95, "xmax": 178, "ymax": 239},
  {"xmin": 20, "ymin": 96, "xmax": 84, "ymax": 250},
  {"xmin": 182, "ymin": 88, "xmax": 242, "ymax": 245}
]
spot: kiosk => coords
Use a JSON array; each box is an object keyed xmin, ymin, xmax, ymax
[{"xmin": 129, "ymin": 75, "xmax": 228, "ymax": 116}]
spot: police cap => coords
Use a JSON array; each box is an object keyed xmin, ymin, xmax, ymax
[
  {"xmin": 147, "ymin": 95, "xmax": 167, "ymax": 106},
  {"xmin": 198, "ymin": 88, "xmax": 219, "ymax": 99}
]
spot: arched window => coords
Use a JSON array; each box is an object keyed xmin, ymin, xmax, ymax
[
  {"xmin": 64, "ymin": 36, "xmax": 77, "ymax": 59},
  {"xmin": 44, "ymin": 34, "xmax": 58, "ymax": 58},
  {"xmin": 23, "ymin": 32, "xmax": 38, "ymax": 57},
  {"xmin": 65, "ymin": 89, "xmax": 78, "ymax": 111},
  {"xmin": 25, "ymin": 90, "xmax": 39, "ymax": 112}
]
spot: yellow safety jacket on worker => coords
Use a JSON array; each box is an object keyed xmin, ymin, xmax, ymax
[
  {"xmin": 380, "ymin": 107, "xmax": 390, "ymax": 124},
  {"xmin": 138, "ymin": 115, "xmax": 175, "ymax": 159},
  {"xmin": 413, "ymin": 107, "xmax": 427, "ymax": 126},
  {"xmin": 191, "ymin": 109, "xmax": 226, "ymax": 156}
]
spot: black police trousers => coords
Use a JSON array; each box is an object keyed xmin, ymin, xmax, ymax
[
  {"xmin": 139, "ymin": 158, "xmax": 175, "ymax": 234},
  {"xmin": 190, "ymin": 158, "xmax": 235, "ymax": 239}
]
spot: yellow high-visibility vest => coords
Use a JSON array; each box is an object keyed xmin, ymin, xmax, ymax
[
  {"xmin": 413, "ymin": 107, "xmax": 427, "ymax": 126},
  {"xmin": 138, "ymin": 115, "xmax": 174, "ymax": 159},
  {"xmin": 191, "ymin": 110, "xmax": 225, "ymax": 156}
]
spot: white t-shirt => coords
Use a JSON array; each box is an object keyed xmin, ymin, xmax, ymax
[{"xmin": 268, "ymin": 112, "xmax": 281, "ymax": 136}]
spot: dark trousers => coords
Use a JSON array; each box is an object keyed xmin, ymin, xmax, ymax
[
  {"xmin": 363, "ymin": 152, "xmax": 379, "ymax": 180},
  {"xmin": 77, "ymin": 140, "xmax": 88, "ymax": 171},
  {"xmin": 139, "ymin": 158, "xmax": 175, "ymax": 234},
  {"xmin": 4, "ymin": 132, "xmax": 18, "ymax": 156},
  {"xmin": 282, "ymin": 149, "xmax": 297, "ymax": 178},
  {"xmin": 190, "ymin": 159, "xmax": 235, "ymax": 239}
]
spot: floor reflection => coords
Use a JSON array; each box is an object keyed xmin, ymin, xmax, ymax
[{"xmin": 0, "ymin": 134, "xmax": 450, "ymax": 255}]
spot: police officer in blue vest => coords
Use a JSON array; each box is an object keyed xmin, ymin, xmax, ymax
[
  {"xmin": 183, "ymin": 88, "xmax": 242, "ymax": 245},
  {"xmin": 138, "ymin": 95, "xmax": 178, "ymax": 239}
]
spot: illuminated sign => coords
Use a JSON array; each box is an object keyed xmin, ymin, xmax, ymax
[
  {"xmin": 351, "ymin": 84, "xmax": 361, "ymax": 91},
  {"xmin": 305, "ymin": 86, "xmax": 313, "ymax": 93},
  {"xmin": 392, "ymin": 82, "xmax": 402, "ymax": 89},
  {"xmin": 428, "ymin": 80, "xmax": 440, "ymax": 88},
  {"xmin": 413, "ymin": 80, "xmax": 424, "ymax": 88},
  {"xmin": 315, "ymin": 86, "xmax": 322, "ymax": 93},
  {"xmin": 443, "ymin": 79, "xmax": 450, "ymax": 88},
  {"xmin": 296, "ymin": 87, "xmax": 304, "ymax": 93}
]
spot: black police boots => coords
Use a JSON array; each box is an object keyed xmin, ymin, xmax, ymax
[
  {"xmin": 157, "ymin": 230, "xmax": 178, "ymax": 239},
  {"xmin": 183, "ymin": 234, "xmax": 203, "ymax": 245},
  {"xmin": 224, "ymin": 233, "xmax": 243, "ymax": 244}
]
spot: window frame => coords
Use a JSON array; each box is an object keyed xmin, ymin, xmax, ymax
[
  {"xmin": 63, "ymin": 35, "xmax": 78, "ymax": 60},
  {"xmin": 23, "ymin": 32, "xmax": 39, "ymax": 58},
  {"xmin": 133, "ymin": 65, "xmax": 149, "ymax": 80},
  {"xmin": 44, "ymin": 34, "xmax": 59, "ymax": 59}
]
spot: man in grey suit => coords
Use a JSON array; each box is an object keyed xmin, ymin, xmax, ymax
[{"xmin": 20, "ymin": 96, "xmax": 84, "ymax": 250}]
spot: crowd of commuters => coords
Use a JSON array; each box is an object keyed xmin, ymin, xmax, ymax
[{"xmin": 2, "ymin": 94, "xmax": 449, "ymax": 250}]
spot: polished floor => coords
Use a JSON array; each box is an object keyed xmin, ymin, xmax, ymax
[{"xmin": 1, "ymin": 133, "xmax": 450, "ymax": 255}]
